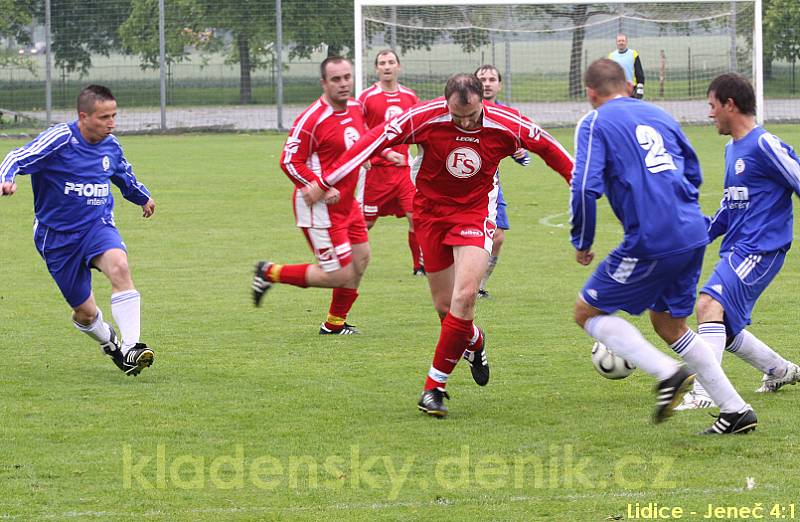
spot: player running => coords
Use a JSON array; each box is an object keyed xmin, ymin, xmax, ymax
[
  {"xmin": 677, "ymin": 73, "xmax": 800, "ymax": 412},
  {"xmin": 570, "ymin": 59, "xmax": 755, "ymax": 434},
  {"xmin": 308, "ymin": 73, "xmax": 574, "ymax": 417},
  {"xmin": 251, "ymin": 57, "xmax": 371, "ymax": 335},
  {"xmin": 0, "ymin": 84, "xmax": 156, "ymax": 375},
  {"xmin": 359, "ymin": 49, "xmax": 424, "ymax": 275}
]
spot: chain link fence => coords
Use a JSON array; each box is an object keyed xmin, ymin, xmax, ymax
[{"xmin": 0, "ymin": 0, "xmax": 797, "ymax": 133}]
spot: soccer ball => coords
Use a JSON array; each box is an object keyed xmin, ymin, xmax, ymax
[{"xmin": 591, "ymin": 341, "xmax": 636, "ymax": 380}]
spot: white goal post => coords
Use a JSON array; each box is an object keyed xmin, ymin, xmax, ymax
[{"xmin": 354, "ymin": 0, "xmax": 764, "ymax": 125}]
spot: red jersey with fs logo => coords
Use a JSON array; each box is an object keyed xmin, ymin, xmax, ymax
[{"xmin": 324, "ymin": 98, "xmax": 574, "ymax": 220}]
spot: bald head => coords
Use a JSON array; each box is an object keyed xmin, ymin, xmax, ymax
[{"xmin": 444, "ymin": 73, "xmax": 483, "ymax": 105}]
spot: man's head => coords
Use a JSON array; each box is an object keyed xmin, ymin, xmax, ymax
[
  {"xmin": 374, "ymin": 49, "xmax": 400, "ymax": 84},
  {"xmin": 584, "ymin": 59, "xmax": 629, "ymax": 108},
  {"xmin": 474, "ymin": 64, "xmax": 502, "ymax": 102},
  {"xmin": 320, "ymin": 56, "xmax": 354, "ymax": 107},
  {"xmin": 616, "ymin": 34, "xmax": 628, "ymax": 52},
  {"xmin": 706, "ymin": 73, "xmax": 756, "ymax": 135},
  {"xmin": 76, "ymin": 84, "xmax": 117, "ymax": 144},
  {"xmin": 444, "ymin": 73, "xmax": 484, "ymax": 130}
]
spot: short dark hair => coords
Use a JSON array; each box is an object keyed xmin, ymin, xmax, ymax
[
  {"xmin": 320, "ymin": 56, "xmax": 350, "ymax": 80},
  {"xmin": 77, "ymin": 84, "xmax": 115, "ymax": 114},
  {"xmin": 444, "ymin": 73, "xmax": 483, "ymax": 105},
  {"xmin": 474, "ymin": 64, "xmax": 502, "ymax": 83},
  {"xmin": 374, "ymin": 49, "xmax": 400, "ymax": 66},
  {"xmin": 584, "ymin": 58, "xmax": 628, "ymax": 97},
  {"xmin": 707, "ymin": 73, "xmax": 756, "ymax": 116}
]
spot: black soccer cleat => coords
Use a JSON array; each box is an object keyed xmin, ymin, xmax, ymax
[
  {"xmin": 477, "ymin": 289, "xmax": 490, "ymax": 299},
  {"xmin": 463, "ymin": 328, "xmax": 489, "ymax": 386},
  {"xmin": 701, "ymin": 408, "xmax": 758, "ymax": 435},
  {"xmin": 100, "ymin": 325, "xmax": 125, "ymax": 372},
  {"xmin": 319, "ymin": 323, "xmax": 360, "ymax": 335},
  {"xmin": 413, "ymin": 267, "xmax": 426, "ymax": 277},
  {"xmin": 418, "ymin": 387, "xmax": 450, "ymax": 417},
  {"xmin": 653, "ymin": 365, "xmax": 695, "ymax": 424},
  {"xmin": 252, "ymin": 261, "xmax": 274, "ymax": 307},
  {"xmin": 121, "ymin": 343, "xmax": 155, "ymax": 376}
]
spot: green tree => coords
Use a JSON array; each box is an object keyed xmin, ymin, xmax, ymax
[
  {"xmin": 765, "ymin": 0, "xmax": 800, "ymax": 92},
  {"xmin": 283, "ymin": 0, "xmax": 353, "ymax": 58},
  {"xmin": 0, "ymin": 0, "xmax": 36, "ymax": 72},
  {"xmin": 41, "ymin": 0, "xmax": 132, "ymax": 74},
  {"xmin": 0, "ymin": 0, "xmax": 34, "ymax": 41},
  {"xmin": 118, "ymin": 0, "xmax": 212, "ymax": 68},
  {"xmin": 197, "ymin": 0, "xmax": 276, "ymax": 104}
]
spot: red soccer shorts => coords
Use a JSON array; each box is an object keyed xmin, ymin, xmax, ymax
[
  {"xmin": 414, "ymin": 212, "xmax": 496, "ymax": 273},
  {"xmin": 301, "ymin": 200, "xmax": 368, "ymax": 272},
  {"xmin": 362, "ymin": 164, "xmax": 415, "ymax": 220}
]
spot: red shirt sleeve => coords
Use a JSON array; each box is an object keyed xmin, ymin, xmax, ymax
[
  {"xmin": 518, "ymin": 114, "xmax": 574, "ymax": 185},
  {"xmin": 279, "ymin": 104, "xmax": 324, "ymax": 188},
  {"xmin": 322, "ymin": 99, "xmax": 438, "ymax": 188}
]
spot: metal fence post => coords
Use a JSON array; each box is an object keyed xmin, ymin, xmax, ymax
[
  {"xmin": 45, "ymin": 0, "xmax": 52, "ymax": 125},
  {"xmin": 158, "ymin": 0, "xmax": 167, "ymax": 130},
  {"xmin": 276, "ymin": 0, "xmax": 284, "ymax": 131}
]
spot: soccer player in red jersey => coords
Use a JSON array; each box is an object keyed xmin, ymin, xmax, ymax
[
  {"xmin": 251, "ymin": 57, "xmax": 370, "ymax": 335},
  {"xmin": 309, "ymin": 74, "xmax": 574, "ymax": 415},
  {"xmin": 359, "ymin": 49, "xmax": 425, "ymax": 275}
]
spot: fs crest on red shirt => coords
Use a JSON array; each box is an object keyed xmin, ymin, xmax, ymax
[
  {"xmin": 325, "ymin": 98, "xmax": 574, "ymax": 216},
  {"xmin": 280, "ymin": 96, "xmax": 367, "ymax": 225}
]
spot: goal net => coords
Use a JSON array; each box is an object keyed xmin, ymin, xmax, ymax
[{"xmin": 355, "ymin": 0, "xmax": 763, "ymax": 126}]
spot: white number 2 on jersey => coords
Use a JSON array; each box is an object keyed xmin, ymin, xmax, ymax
[{"xmin": 636, "ymin": 125, "xmax": 677, "ymax": 174}]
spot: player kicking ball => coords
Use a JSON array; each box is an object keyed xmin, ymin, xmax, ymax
[
  {"xmin": 318, "ymin": 74, "xmax": 574, "ymax": 417},
  {"xmin": 1, "ymin": 85, "xmax": 155, "ymax": 375},
  {"xmin": 570, "ymin": 60, "xmax": 755, "ymax": 434}
]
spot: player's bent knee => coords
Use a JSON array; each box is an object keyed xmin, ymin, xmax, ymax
[
  {"xmin": 696, "ymin": 293, "xmax": 722, "ymax": 322},
  {"xmin": 72, "ymin": 302, "xmax": 98, "ymax": 325},
  {"xmin": 573, "ymin": 301, "xmax": 595, "ymax": 329}
]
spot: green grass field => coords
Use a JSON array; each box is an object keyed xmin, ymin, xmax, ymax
[{"xmin": 1, "ymin": 125, "xmax": 799, "ymax": 521}]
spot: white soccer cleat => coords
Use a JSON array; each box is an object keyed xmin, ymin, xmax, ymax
[
  {"xmin": 674, "ymin": 390, "xmax": 717, "ymax": 411},
  {"xmin": 755, "ymin": 362, "xmax": 800, "ymax": 393}
]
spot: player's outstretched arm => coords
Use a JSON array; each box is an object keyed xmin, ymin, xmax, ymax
[
  {"xmin": 517, "ymin": 118, "xmax": 573, "ymax": 183},
  {"xmin": 324, "ymin": 102, "xmax": 425, "ymax": 188}
]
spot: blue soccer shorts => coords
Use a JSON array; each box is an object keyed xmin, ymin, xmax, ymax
[
  {"xmin": 580, "ymin": 245, "xmax": 706, "ymax": 318},
  {"xmin": 495, "ymin": 184, "xmax": 509, "ymax": 230},
  {"xmin": 33, "ymin": 219, "xmax": 127, "ymax": 308},
  {"xmin": 700, "ymin": 249, "xmax": 786, "ymax": 337}
]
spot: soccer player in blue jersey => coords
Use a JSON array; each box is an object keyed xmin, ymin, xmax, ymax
[
  {"xmin": 0, "ymin": 85, "xmax": 155, "ymax": 376},
  {"xmin": 570, "ymin": 59, "xmax": 756, "ymax": 434},
  {"xmin": 474, "ymin": 64, "xmax": 530, "ymax": 299},
  {"xmin": 676, "ymin": 73, "xmax": 800, "ymax": 412}
]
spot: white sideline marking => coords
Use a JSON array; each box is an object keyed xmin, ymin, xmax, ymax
[
  {"xmin": 1, "ymin": 484, "xmax": 776, "ymax": 520},
  {"xmin": 538, "ymin": 211, "xmax": 569, "ymax": 228}
]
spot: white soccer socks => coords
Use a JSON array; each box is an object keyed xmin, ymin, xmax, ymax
[
  {"xmin": 585, "ymin": 315, "xmax": 678, "ymax": 381},
  {"xmin": 728, "ymin": 329, "xmax": 789, "ymax": 377},
  {"xmin": 671, "ymin": 329, "xmax": 746, "ymax": 414},
  {"xmin": 73, "ymin": 308, "xmax": 112, "ymax": 343},
  {"xmin": 111, "ymin": 289, "xmax": 141, "ymax": 353}
]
